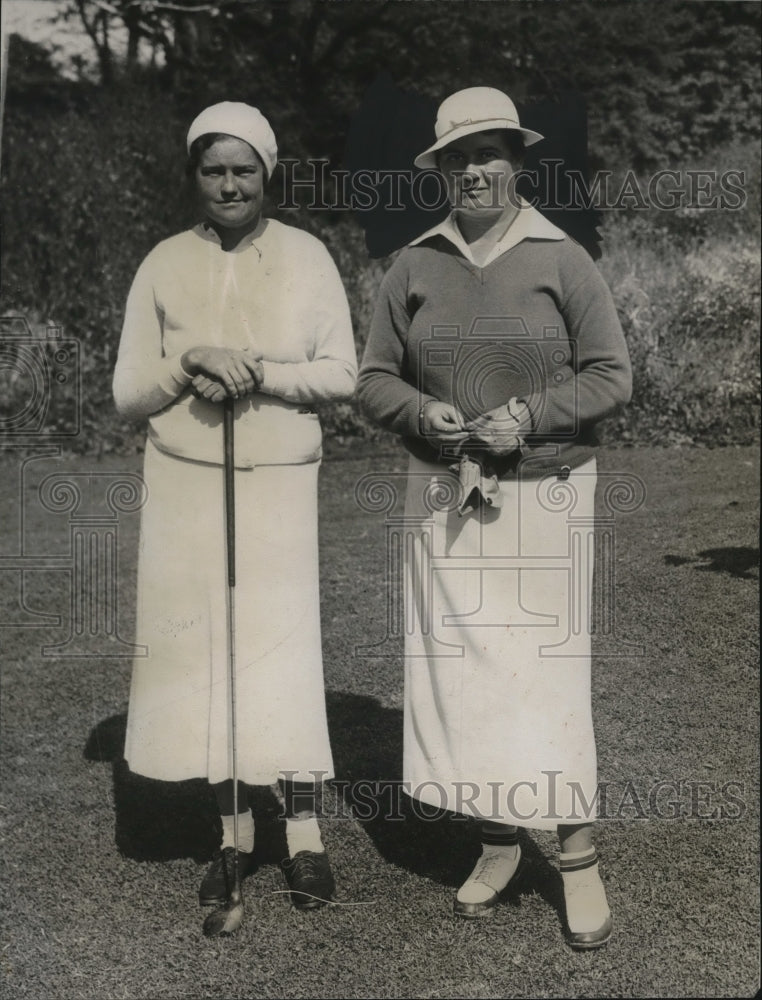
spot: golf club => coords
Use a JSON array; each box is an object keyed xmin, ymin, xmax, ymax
[{"xmin": 203, "ymin": 396, "xmax": 245, "ymax": 938}]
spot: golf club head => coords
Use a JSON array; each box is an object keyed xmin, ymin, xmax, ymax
[
  {"xmin": 202, "ymin": 900, "xmax": 244, "ymax": 937},
  {"xmin": 202, "ymin": 886, "xmax": 244, "ymax": 938}
]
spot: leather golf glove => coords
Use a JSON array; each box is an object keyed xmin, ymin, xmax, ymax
[{"xmin": 465, "ymin": 398, "xmax": 533, "ymax": 456}]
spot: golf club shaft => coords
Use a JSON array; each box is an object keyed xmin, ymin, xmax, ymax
[
  {"xmin": 222, "ymin": 398, "xmax": 240, "ymax": 884},
  {"xmin": 224, "ymin": 399, "xmax": 235, "ymax": 589}
]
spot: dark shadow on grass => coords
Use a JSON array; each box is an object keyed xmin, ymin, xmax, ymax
[
  {"xmin": 84, "ymin": 713, "xmax": 287, "ymax": 865},
  {"xmin": 665, "ymin": 546, "xmax": 759, "ymax": 580},
  {"xmin": 325, "ymin": 690, "xmax": 567, "ymax": 925},
  {"xmin": 84, "ymin": 698, "xmax": 567, "ymax": 927},
  {"xmin": 695, "ymin": 546, "xmax": 759, "ymax": 579}
]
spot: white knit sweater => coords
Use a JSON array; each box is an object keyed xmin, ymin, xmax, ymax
[{"xmin": 113, "ymin": 218, "xmax": 357, "ymax": 467}]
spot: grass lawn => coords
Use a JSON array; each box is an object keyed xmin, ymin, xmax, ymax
[{"xmin": 0, "ymin": 443, "xmax": 758, "ymax": 999}]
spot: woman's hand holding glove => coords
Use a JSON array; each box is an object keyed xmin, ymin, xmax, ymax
[
  {"xmin": 464, "ymin": 398, "xmax": 533, "ymax": 456},
  {"xmin": 419, "ymin": 400, "xmax": 469, "ymax": 445},
  {"xmin": 181, "ymin": 347, "xmax": 264, "ymax": 403}
]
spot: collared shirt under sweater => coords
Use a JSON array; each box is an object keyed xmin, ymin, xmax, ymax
[{"xmin": 356, "ymin": 201, "xmax": 633, "ymax": 477}]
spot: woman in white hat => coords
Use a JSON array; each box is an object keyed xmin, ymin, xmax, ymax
[
  {"xmin": 114, "ymin": 102, "xmax": 357, "ymax": 921},
  {"xmin": 357, "ymin": 87, "xmax": 631, "ymax": 949}
]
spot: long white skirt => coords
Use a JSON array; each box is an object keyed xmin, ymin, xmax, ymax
[
  {"xmin": 123, "ymin": 440, "xmax": 334, "ymax": 785},
  {"xmin": 403, "ymin": 455, "xmax": 599, "ymax": 829}
]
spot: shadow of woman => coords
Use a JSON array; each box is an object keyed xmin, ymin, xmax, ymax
[
  {"xmin": 85, "ymin": 697, "xmax": 568, "ymax": 930},
  {"xmin": 83, "ymin": 713, "xmax": 286, "ymax": 865},
  {"xmin": 696, "ymin": 546, "xmax": 759, "ymax": 580},
  {"xmin": 664, "ymin": 546, "xmax": 759, "ymax": 580},
  {"xmin": 325, "ymin": 690, "xmax": 566, "ymax": 924}
]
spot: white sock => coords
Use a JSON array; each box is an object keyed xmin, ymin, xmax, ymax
[
  {"xmin": 560, "ymin": 849, "xmax": 610, "ymax": 933},
  {"xmin": 221, "ymin": 810, "xmax": 255, "ymax": 854},
  {"xmin": 286, "ymin": 816, "xmax": 324, "ymax": 857},
  {"xmin": 457, "ymin": 844, "xmax": 521, "ymax": 904}
]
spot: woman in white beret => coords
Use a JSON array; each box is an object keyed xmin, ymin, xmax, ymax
[
  {"xmin": 114, "ymin": 102, "xmax": 357, "ymax": 921},
  {"xmin": 357, "ymin": 87, "xmax": 631, "ymax": 949}
]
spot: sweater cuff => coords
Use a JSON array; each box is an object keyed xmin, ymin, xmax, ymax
[
  {"xmin": 258, "ymin": 359, "xmax": 288, "ymax": 398},
  {"xmin": 158, "ymin": 355, "xmax": 194, "ymax": 397},
  {"xmin": 415, "ymin": 395, "xmax": 440, "ymax": 437}
]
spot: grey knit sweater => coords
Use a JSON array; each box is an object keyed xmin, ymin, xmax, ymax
[{"xmin": 357, "ymin": 228, "xmax": 632, "ymax": 477}]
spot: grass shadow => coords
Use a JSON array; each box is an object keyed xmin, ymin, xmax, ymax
[
  {"xmin": 325, "ymin": 690, "xmax": 466, "ymax": 885},
  {"xmin": 665, "ymin": 546, "xmax": 759, "ymax": 580},
  {"xmin": 84, "ymin": 699, "xmax": 567, "ymax": 928},
  {"xmin": 84, "ymin": 713, "xmax": 288, "ymax": 865},
  {"xmin": 695, "ymin": 546, "xmax": 759, "ymax": 579},
  {"xmin": 325, "ymin": 690, "xmax": 567, "ymax": 925}
]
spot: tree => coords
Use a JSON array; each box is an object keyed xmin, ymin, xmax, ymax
[{"xmin": 31, "ymin": 0, "xmax": 762, "ymax": 167}]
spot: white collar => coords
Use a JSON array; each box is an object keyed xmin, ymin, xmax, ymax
[{"xmin": 408, "ymin": 197, "xmax": 565, "ymax": 266}]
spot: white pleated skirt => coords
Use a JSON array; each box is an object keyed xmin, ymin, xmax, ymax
[
  {"xmin": 403, "ymin": 455, "xmax": 599, "ymax": 829},
  {"xmin": 123, "ymin": 440, "xmax": 334, "ymax": 785}
]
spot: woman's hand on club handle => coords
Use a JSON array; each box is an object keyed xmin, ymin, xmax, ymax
[
  {"xmin": 191, "ymin": 374, "xmax": 229, "ymax": 403},
  {"xmin": 183, "ymin": 347, "xmax": 264, "ymax": 401}
]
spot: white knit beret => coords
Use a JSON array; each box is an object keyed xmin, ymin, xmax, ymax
[{"xmin": 186, "ymin": 101, "xmax": 278, "ymax": 179}]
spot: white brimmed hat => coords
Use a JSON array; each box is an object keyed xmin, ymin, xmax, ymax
[
  {"xmin": 186, "ymin": 101, "xmax": 278, "ymax": 179},
  {"xmin": 414, "ymin": 87, "xmax": 544, "ymax": 170}
]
